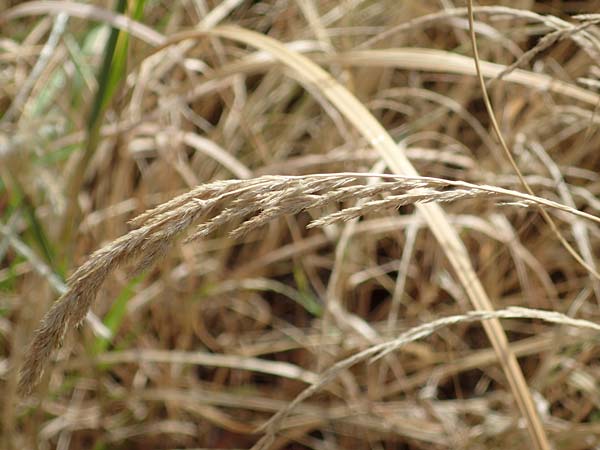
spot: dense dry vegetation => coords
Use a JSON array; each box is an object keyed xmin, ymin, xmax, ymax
[{"xmin": 2, "ymin": 1, "xmax": 600, "ymax": 449}]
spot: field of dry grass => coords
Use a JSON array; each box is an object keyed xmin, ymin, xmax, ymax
[{"xmin": 2, "ymin": 1, "xmax": 600, "ymax": 449}]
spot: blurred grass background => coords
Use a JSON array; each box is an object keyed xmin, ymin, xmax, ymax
[{"xmin": 2, "ymin": 0, "xmax": 600, "ymax": 449}]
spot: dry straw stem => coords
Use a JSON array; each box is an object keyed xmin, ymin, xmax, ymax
[
  {"xmin": 466, "ymin": 5, "xmax": 548, "ymax": 447},
  {"xmin": 18, "ymin": 172, "xmax": 598, "ymax": 395}
]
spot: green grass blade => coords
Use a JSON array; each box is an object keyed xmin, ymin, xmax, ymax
[{"xmin": 60, "ymin": 0, "xmax": 143, "ymax": 253}]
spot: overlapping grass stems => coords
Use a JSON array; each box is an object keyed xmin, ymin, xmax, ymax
[
  {"xmin": 18, "ymin": 172, "xmax": 599, "ymax": 394},
  {"xmin": 2, "ymin": 1, "xmax": 600, "ymax": 449}
]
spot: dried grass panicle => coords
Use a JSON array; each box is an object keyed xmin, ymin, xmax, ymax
[
  {"xmin": 252, "ymin": 306, "xmax": 600, "ymax": 450},
  {"xmin": 308, "ymin": 188, "xmax": 495, "ymax": 227},
  {"xmin": 18, "ymin": 172, "xmax": 595, "ymax": 395}
]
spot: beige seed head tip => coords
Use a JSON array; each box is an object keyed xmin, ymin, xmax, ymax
[{"xmin": 17, "ymin": 348, "xmax": 45, "ymax": 396}]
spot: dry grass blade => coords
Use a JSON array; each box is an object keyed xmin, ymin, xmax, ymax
[
  {"xmin": 76, "ymin": 349, "xmax": 320, "ymax": 385},
  {"xmin": 333, "ymin": 49, "xmax": 600, "ymax": 106}
]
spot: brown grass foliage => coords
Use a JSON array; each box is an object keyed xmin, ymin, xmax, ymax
[{"xmin": 1, "ymin": 1, "xmax": 600, "ymax": 449}]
